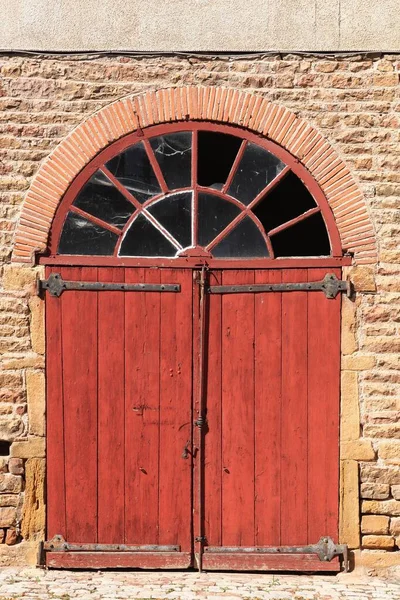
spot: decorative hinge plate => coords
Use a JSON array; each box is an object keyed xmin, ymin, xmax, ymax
[
  {"xmin": 207, "ymin": 273, "xmax": 351, "ymax": 299},
  {"xmin": 38, "ymin": 273, "xmax": 180, "ymax": 297}
]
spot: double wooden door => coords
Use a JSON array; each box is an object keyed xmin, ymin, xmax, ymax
[{"xmin": 45, "ymin": 266, "xmax": 342, "ymax": 570}]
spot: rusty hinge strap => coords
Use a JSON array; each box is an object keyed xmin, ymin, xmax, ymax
[
  {"xmin": 39, "ymin": 273, "xmax": 180, "ymax": 297},
  {"xmin": 44, "ymin": 535, "xmax": 180, "ymax": 553},
  {"xmin": 207, "ymin": 273, "xmax": 351, "ymax": 299},
  {"xmin": 204, "ymin": 537, "xmax": 349, "ymax": 571}
]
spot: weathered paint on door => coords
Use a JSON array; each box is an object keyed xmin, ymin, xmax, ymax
[
  {"xmin": 46, "ymin": 266, "xmax": 341, "ymax": 570},
  {"xmin": 46, "ymin": 266, "xmax": 193, "ymax": 569}
]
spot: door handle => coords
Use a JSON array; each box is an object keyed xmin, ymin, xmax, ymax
[{"xmin": 181, "ymin": 440, "xmax": 191, "ymax": 459}]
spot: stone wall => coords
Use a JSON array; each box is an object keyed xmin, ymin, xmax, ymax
[{"xmin": 0, "ymin": 52, "xmax": 399, "ymax": 565}]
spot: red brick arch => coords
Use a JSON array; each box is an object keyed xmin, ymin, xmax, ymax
[{"xmin": 12, "ymin": 86, "xmax": 377, "ymax": 264}]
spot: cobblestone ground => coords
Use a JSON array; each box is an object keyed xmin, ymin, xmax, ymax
[{"xmin": 1, "ymin": 569, "xmax": 400, "ymax": 600}]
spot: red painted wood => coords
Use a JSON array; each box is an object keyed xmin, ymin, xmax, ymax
[
  {"xmin": 158, "ymin": 269, "xmax": 193, "ymax": 552},
  {"xmin": 280, "ymin": 269, "xmax": 309, "ymax": 545},
  {"xmin": 46, "ymin": 266, "xmax": 66, "ymax": 539},
  {"xmin": 46, "ymin": 552, "xmax": 192, "ymax": 569},
  {"xmin": 97, "ymin": 267, "xmax": 125, "ymax": 544},
  {"xmin": 203, "ymin": 270, "xmax": 223, "ymax": 548},
  {"xmin": 124, "ymin": 267, "xmax": 160, "ymax": 544},
  {"xmin": 254, "ymin": 269, "xmax": 282, "ymax": 546},
  {"xmin": 307, "ymin": 268, "xmax": 341, "ymax": 542},
  {"xmin": 61, "ymin": 267, "xmax": 98, "ymax": 543},
  {"xmin": 202, "ymin": 553, "xmax": 340, "ymax": 572},
  {"xmin": 220, "ymin": 269, "xmax": 255, "ymax": 547}
]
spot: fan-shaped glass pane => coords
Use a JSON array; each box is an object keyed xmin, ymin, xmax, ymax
[
  {"xmin": 106, "ymin": 142, "xmax": 161, "ymax": 203},
  {"xmin": 228, "ymin": 143, "xmax": 285, "ymax": 205},
  {"xmin": 59, "ymin": 212, "xmax": 118, "ymax": 255},
  {"xmin": 119, "ymin": 214, "xmax": 177, "ymax": 257},
  {"xmin": 198, "ymin": 193, "xmax": 241, "ymax": 247},
  {"xmin": 271, "ymin": 212, "xmax": 330, "ymax": 257},
  {"xmin": 253, "ymin": 172, "xmax": 317, "ymax": 233},
  {"xmin": 212, "ymin": 216, "xmax": 269, "ymax": 258},
  {"xmin": 147, "ymin": 192, "xmax": 192, "ymax": 248},
  {"xmin": 198, "ymin": 132, "xmax": 242, "ymax": 190},
  {"xmin": 73, "ymin": 170, "xmax": 135, "ymax": 229},
  {"xmin": 150, "ymin": 132, "xmax": 192, "ymax": 189}
]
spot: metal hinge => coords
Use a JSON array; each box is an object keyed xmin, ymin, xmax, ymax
[
  {"xmin": 207, "ymin": 273, "xmax": 351, "ymax": 299},
  {"xmin": 38, "ymin": 273, "xmax": 180, "ymax": 297},
  {"xmin": 44, "ymin": 535, "xmax": 180, "ymax": 553},
  {"xmin": 204, "ymin": 537, "xmax": 349, "ymax": 571}
]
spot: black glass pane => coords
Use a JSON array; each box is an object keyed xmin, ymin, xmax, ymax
[
  {"xmin": 150, "ymin": 132, "xmax": 192, "ymax": 190},
  {"xmin": 212, "ymin": 216, "xmax": 269, "ymax": 258},
  {"xmin": 148, "ymin": 192, "xmax": 192, "ymax": 248},
  {"xmin": 198, "ymin": 193, "xmax": 241, "ymax": 247},
  {"xmin": 106, "ymin": 142, "xmax": 161, "ymax": 203},
  {"xmin": 73, "ymin": 170, "xmax": 135, "ymax": 229},
  {"xmin": 271, "ymin": 212, "xmax": 331, "ymax": 257},
  {"xmin": 58, "ymin": 212, "xmax": 118, "ymax": 255},
  {"xmin": 119, "ymin": 214, "xmax": 177, "ymax": 257},
  {"xmin": 198, "ymin": 132, "xmax": 243, "ymax": 189},
  {"xmin": 227, "ymin": 143, "xmax": 285, "ymax": 205},
  {"xmin": 253, "ymin": 172, "xmax": 317, "ymax": 233}
]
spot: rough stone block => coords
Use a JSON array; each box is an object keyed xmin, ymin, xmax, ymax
[
  {"xmin": 0, "ymin": 415, "xmax": 24, "ymax": 442},
  {"xmin": 0, "ymin": 473, "xmax": 22, "ymax": 494},
  {"xmin": 0, "ymin": 495, "xmax": 19, "ymax": 508},
  {"xmin": 341, "ymin": 439, "xmax": 375, "ymax": 461},
  {"xmin": 0, "ymin": 507, "xmax": 16, "ymax": 527},
  {"xmin": 391, "ymin": 485, "xmax": 400, "ymax": 501},
  {"xmin": 362, "ymin": 535, "xmax": 395, "ymax": 549},
  {"xmin": 339, "ymin": 460, "xmax": 359, "ymax": 548},
  {"xmin": 21, "ymin": 458, "xmax": 45, "ymax": 541},
  {"xmin": 341, "ymin": 355, "xmax": 376, "ymax": 370},
  {"xmin": 26, "ymin": 370, "xmax": 45, "ymax": 437},
  {"xmin": 8, "ymin": 458, "xmax": 24, "ymax": 476},
  {"xmin": 362, "ymin": 500, "xmax": 400, "ymax": 516},
  {"xmin": 390, "ymin": 517, "xmax": 400, "ymax": 536},
  {"xmin": 341, "ymin": 297, "xmax": 358, "ymax": 355},
  {"xmin": 10, "ymin": 437, "xmax": 45, "ymax": 459},
  {"xmin": 5, "ymin": 528, "xmax": 18, "ymax": 546},
  {"xmin": 360, "ymin": 483, "xmax": 390, "ymax": 500},
  {"xmin": 361, "ymin": 515, "xmax": 389, "ymax": 534},
  {"xmin": 349, "ymin": 266, "xmax": 377, "ymax": 292},
  {"xmin": 28, "ymin": 297, "xmax": 45, "ymax": 355},
  {"xmin": 341, "ymin": 370, "xmax": 360, "ymax": 441},
  {"xmin": 2, "ymin": 266, "xmax": 39, "ymax": 291},
  {"xmin": 379, "ymin": 440, "xmax": 400, "ymax": 464},
  {"xmin": 361, "ymin": 465, "xmax": 400, "ymax": 485}
]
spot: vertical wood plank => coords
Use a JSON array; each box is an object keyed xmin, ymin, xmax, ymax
[
  {"xmin": 46, "ymin": 266, "xmax": 66, "ymax": 539},
  {"xmin": 158, "ymin": 269, "xmax": 193, "ymax": 552},
  {"xmin": 281, "ymin": 269, "xmax": 308, "ymax": 545},
  {"xmin": 124, "ymin": 267, "xmax": 161, "ymax": 544},
  {"xmin": 62, "ymin": 267, "xmax": 98, "ymax": 543},
  {"xmin": 97, "ymin": 267, "xmax": 125, "ymax": 544},
  {"xmin": 203, "ymin": 269, "xmax": 222, "ymax": 548},
  {"xmin": 221, "ymin": 269, "xmax": 255, "ymax": 547},
  {"xmin": 307, "ymin": 268, "xmax": 341, "ymax": 542},
  {"xmin": 254, "ymin": 269, "xmax": 282, "ymax": 546}
]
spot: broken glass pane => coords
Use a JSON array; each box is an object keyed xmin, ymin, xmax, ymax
[
  {"xmin": 119, "ymin": 213, "xmax": 177, "ymax": 257},
  {"xmin": 150, "ymin": 132, "xmax": 192, "ymax": 190},
  {"xmin": 147, "ymin": 192, "xmax": 192, "ymax": 248},
  {"xmin": 271, "ymin": 212, "xmax": 331, "ymax": 257},
  {"xmin": 197, "ymin": 132, "xmax": 242, "ymax": 189},
  {"xmin": 58, "ymin": 212, "xmax": 118, "ymax": 255},
  {"xmin": 212, "ymin": 216, "xmax": 269, "ymax": 258},
  {"xmin": 106, "ymin": 142, "xmax": 161, "ymax": 203},
  {"xmin": 227, "ymin": 143, "xmax": 285, "ymax": 205},
  {"xmin": 73, "ymin": 170, "xmax": 135, "ymax": 229},
  {"xmin": 198, "ymin": 193, "xmax": 241, "ymax": 247}
]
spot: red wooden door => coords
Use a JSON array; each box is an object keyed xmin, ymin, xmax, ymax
[
  {"xmin": 46, "ymin": 266, "xmax": 193, "ymax": 569},
  {"xmin": 201, "ymin": 268, "xmax": 342, "ymax": 572}
]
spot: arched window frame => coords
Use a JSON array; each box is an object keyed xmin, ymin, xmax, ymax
[{"xmin": 46, "ymin": 122, "xmax": 345, "ymax": 268}]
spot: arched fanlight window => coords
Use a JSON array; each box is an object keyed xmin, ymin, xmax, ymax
[{"xmin": 56, "ymin": 125, "xmax": 337, "ymax": 260}]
